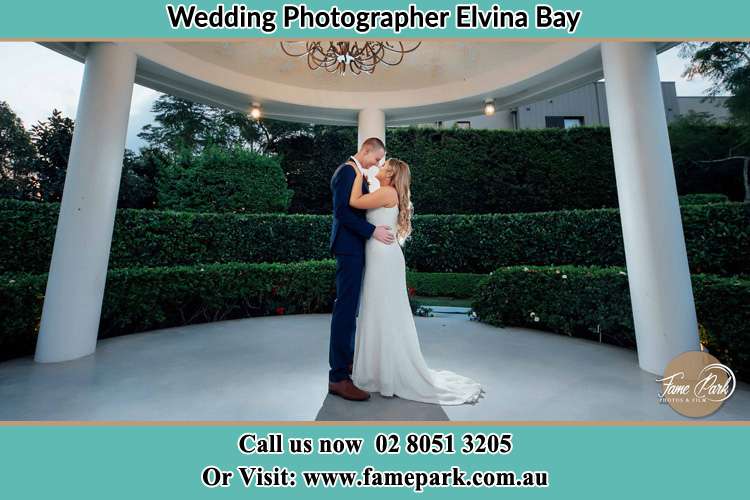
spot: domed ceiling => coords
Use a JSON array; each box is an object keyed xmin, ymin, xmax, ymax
[{"xmin": 41, "ymin": 40, "xmax": 676, "ymax": 125}]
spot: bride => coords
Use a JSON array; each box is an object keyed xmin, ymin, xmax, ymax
[{"xmin": 347, "ymin": 158, "xmax": 484, "ymax": 405}]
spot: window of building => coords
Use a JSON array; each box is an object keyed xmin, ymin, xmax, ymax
[
  {"xmin": 545, "ymin": 116, "xmax": 584, "ymax": 129},
  {"xmin": 455, "ymin": 121, "xmax": 471, "ymax": 129}
]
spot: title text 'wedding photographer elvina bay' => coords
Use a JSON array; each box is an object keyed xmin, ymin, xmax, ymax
[{"xmin": 165, "ymin": 3, "xmax": 583, "ymax": 34}]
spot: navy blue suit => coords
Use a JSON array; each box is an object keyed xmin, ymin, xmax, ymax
[{"xmin": 329, "ymin": 162, "xmax": 376, "ymax": 383}]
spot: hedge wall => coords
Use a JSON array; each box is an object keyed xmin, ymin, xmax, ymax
[
  {"xmin": 471, "ymin": 265, "xmax": 750, "ymax": 382},
  {"xmin": 2, "ymin": 199, "xmax": 747, "ymax": 276},
  {"xmin": 274, "ymin": 125, "xmax": 748, "ymax": 215},
  {"xmin": 404, "ymin": 272, "xmax": 485, "ymax": 299},
  {"xmin": 678, "ymin": 193, "xmax": 729, "ymax": 205},
  {"xmin": 406, "ymin": 202, "xmax": 749, "ymax": 275},
  {"xmin": 0, "ymin": 262, "xmax": 480, "ymax": 361},
  {"xmin": 3, "ymin": 261, "xmax": 747, "ymax": 383}
]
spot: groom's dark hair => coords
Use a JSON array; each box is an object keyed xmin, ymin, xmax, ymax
[{"xmin": 361, "ymin": 137, "xmax": 385, "ymax": 152}]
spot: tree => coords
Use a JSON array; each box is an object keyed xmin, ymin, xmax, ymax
[
  {"xmin": 118, "ymin": 147, "xmax": 169, "ymax": 209},
  {"xmin": 246, "ymin": 117, "xmax": 312, "ymax": 154},
  {"xmin": 138, "ymin": 95, "xmax": 220, "ymax": 155},
  {"xmin": 680, "ymin": 42, "xmax": 750, "ymax": 200},
  {"xmin": 139, "ymin": 94, "xmax": 310, "ymax": 157},
  {"xmin": 30, "ymin": 109, "xmax": 74, "ymax": 202},
  {"xmin": 0, "ymin": 101, "xmax": 37, "ymax": 200}
]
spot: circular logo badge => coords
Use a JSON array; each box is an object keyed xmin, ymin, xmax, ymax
[{"xmin": 657, "ymin": 351, "xmax": 736, "ymax": 418}]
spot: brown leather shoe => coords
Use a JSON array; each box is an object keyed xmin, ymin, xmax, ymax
[{"xmin": 328, "ymin": 378, "xmax": 370, "ymax": 401}]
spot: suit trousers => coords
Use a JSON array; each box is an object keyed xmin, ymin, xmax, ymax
[{"xmin": 329, "ymin": 253, "xmax": 365, "ymax": 382}]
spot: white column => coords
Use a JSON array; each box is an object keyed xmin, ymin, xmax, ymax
[
  {"xmin": 35, "ymin": 43, "xmax": 137, "ymax": 363},
  {"xmin": 357, "ymin": 108, "xmax": 385, "ymax": 150},
  {"xmin": 601, "ymin": 42, "xmax": 700, "ymax": 375}
]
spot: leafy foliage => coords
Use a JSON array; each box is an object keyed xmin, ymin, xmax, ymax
[
  {"xmin": 1, "ymin": 199, "xmax": 747, "ymax": 276},
  {"xmin": 155, "ymin": 145, "xmax": 293, "ymax": 213},
  {"xmin": 680, "ymin": 42, "xmax": 750, "ymax": 142},
  {"xmin": 678, "ymin": 193, "xmax": 729, "ymax": 205},
  {"xmin": 138, "ymin": 95, "xmax": 310, "ymax": 157},
  {"xmin": 28, "ymin": 109, "xmax": 74, "ymax": 203},
  {"xmin": 0, "ymin": 101, "xmax": 36, "ymax": 199},
  {"xmin": 472, "ymin": 265, "xmax": 750, "ymax": 381},
  {"xmin": 273, "ymin": 125, "xmax": 356, "ymax": 214},
  {"xmin": 3, "ymin": 262, "xmax": 748, "ymax": 384},
  {"xmin": 118, "ymin": 147, "xmax": 170, "ymax": 209},
  {"xmin": 405, "ymin": 272, "xmax": 485, "ymax": 299},
  {"xmin": 0, "ymin": 261, "xmax": 474, "ymax": 361},
  {"xmin": 276, "ymin": 125, "xmax": 748, "ymax": 214},
  {"xmin": 0, "ymin": 260, "xmax": 338, "ymax": 361}
]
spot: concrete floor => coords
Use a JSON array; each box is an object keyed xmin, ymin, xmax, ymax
[{"xmin": 1, "ymin": 313, "xmax": 748, "ymax": 421}]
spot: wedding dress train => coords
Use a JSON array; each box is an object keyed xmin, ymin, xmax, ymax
[{"xmin": 352, "ymin": 205, "xmax": 483, "ymax": 405}]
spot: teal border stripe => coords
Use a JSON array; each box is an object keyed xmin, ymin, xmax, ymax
[
  {"xmin": 0, "ymin": 424, "xmax": 747, "ymax": 498},
  {"xmin": 1, "ymin": 1, "xmax": 749, "ymax": 39}
]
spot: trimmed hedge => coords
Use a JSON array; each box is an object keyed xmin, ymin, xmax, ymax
[
  {"xmin": 1, "ymin": 199, "xmax": 748, "ymax": 276},
  {"xmin": 679, "ymin": 193, "xmax": 729, "ymax": 205},
  {"xmin": 0, "ymin": 199, "xmax": 330, "ymax": 272},
  {"xmin": 0, "ymin": 263, "xmax": 478, "ymax": 361},
  {"xmin": 0, "ymin": 261, "xmax": 335, "ymax": 361},
  {"xmin": 405, "ymin": 272, "xmax": 485, "ymax": 299},
  {"xmin": 407, "ymin": 202, "xmax": 749, "ymax": 275},
  {"xmin": 3, "ymin": 262, "xmax": 747, "ymax": 382},
  {"xmin": 275, "ymin": 125, "xmax": 748, "ymax": 214},
  {"xmin": 472, "ymin": 265, "xmax": 750, "ymax": 382}
]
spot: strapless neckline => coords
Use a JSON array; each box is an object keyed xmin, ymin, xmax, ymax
[{"xmin": 366, "ymin": 204, "xmax": 398, "ymax": 226}]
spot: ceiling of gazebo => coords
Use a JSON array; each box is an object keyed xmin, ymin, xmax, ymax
[
  {"xmin": 41, "ymin": 40, "xmax": 676, "ymax": 125},
  {"xmin": 167, "ymin": 40, "xmax": 562, "ymax": 92}
]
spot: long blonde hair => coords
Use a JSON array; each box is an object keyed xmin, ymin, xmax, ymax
[{"xmin": 383, "ymin": 158, "xmax": 413, "ymax": 245}]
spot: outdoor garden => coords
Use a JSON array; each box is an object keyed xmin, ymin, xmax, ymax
[{"xmin": 1, "ymin": 94, "xmax": 748, "ymax": 381}]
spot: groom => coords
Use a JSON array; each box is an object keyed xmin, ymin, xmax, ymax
[{"xmin": 328, "ymin": 137, "xmax": 394, "ymax": 401}]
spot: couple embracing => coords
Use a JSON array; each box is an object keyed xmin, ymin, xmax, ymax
[{"xmin": 327, "ymin": 137, "xmax": 484, "ymax": 405}]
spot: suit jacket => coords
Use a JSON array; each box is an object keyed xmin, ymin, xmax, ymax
[{"xmin": 329, "ymin": 162, "xmax": 376, "ymax": 255}]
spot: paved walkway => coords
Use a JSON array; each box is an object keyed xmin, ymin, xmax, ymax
[{"xmin": 1, "ymin": 314, "xmax": 748, "ymax": 421}]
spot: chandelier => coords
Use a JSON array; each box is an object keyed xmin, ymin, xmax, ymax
[{"xmin": 279, "ymin": 41, "xmax": 422, "ymax": 75}]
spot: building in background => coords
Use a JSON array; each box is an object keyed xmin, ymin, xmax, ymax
[{"xmin": 430, "ymin": 81, "xmax": 732, "ymax": 130}]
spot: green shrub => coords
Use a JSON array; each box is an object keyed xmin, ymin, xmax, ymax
[
  {"xmin": 407, "ymin": 202, "xmax": 749, "ymax": 275},
  {"xmin": 0, "ymin": 261, "xmax": 337, "ymax": 361},
  {"xmin": 405, "ymin": 272, "xmax": 485, "ymax": 298},
  {"xmin": 3, "ymin": 262, "xmax": 748, "ymax": 383},
  {"xmin": 670, "ymin": 120, "xmax": 748, "ymax": 201},
  {"xmin": 0, "ymin": 271, "xmax": 43, "ymax": 361},
  {"xmin": 275, "ymin": 125, "xmax": 748, "ymax": 214},
  {"xmin": 274, "ymin": 125, "xmax": 357, "ymax": 214},
  {"xmin": 0, "ymin": 264, "xmax": 478, "ymax": 361},
  {"xmin": 472, "ymin": 265, "xmax": 750, "ymax": 381},
  {"xmin": 679, "ymin": 193, "xmax": 729, "ymax": 205},
  {"xmin": 156, "ymin": 145, "xmax": 292, "ymax": 213},
  {"xmin": 1, "ymin": 199, "xmax": 747, "ymax": 276},
  {"xmin": 388, "ymin": 126, "xmax": 620, "ymax": 215},
  {"xmin": 0, "ymin": 199, "xmax": 330, "ymax": 272}
]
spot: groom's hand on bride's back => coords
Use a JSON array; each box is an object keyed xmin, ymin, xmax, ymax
[{"xmin": 373, "ymin": 225, "xmax": 395, "ymax": 245}]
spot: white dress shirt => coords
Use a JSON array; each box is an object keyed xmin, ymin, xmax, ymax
[
  {"xmin": 349, "ymin": 156, "xmax": 380, "ymax": 191},
  {"xmin": 349, "ymin": 155, "xmax": 366, "ymax": 176}
]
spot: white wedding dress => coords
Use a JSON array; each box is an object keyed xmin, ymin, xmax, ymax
[{"xmin": 351, "ymin": 205, "xmax": 484, "ymax": 405}]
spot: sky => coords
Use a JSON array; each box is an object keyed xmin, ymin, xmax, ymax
[{"xmin": 0, "ymin": 42, "xmax": 722, "ymax": 151}]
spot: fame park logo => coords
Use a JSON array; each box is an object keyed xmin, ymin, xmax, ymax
[{"xmin": 656, "ymin": 351, "xmax": 736, "ymax": 418}]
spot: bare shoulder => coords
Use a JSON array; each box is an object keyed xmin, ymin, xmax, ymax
[{"xmin": 380, "ymin": 186, "xmax": 399, "ymax": 207}]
